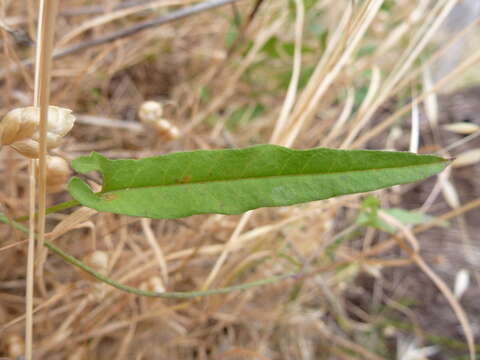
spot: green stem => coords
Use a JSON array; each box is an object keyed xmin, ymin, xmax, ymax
[
  {"xmin": 0, "ymin": 213, "xmax": 295, "ymax": 298},
  {"xmin": 15, "ymin": 199, "xmax": 80, "ymax": 222}
]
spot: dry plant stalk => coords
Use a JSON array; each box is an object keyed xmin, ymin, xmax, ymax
[{"xmin": 26, "ymin": 0, "xmax": 60, "ymax": 358}]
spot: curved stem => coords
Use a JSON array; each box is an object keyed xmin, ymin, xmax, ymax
[
  {"xmin": 0, "ymin": 213, "xmax": 295, "ymax": 299},
  {"xmin": 15, "ymin": 199, "xmax": 80, "ymax": 222}
]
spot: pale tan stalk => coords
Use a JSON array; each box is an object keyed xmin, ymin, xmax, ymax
[
  {"xmin": 283, "ymin": 2, "xmax": 353, "ymax": 135},
  {"xmin": 352, "ymin": 45, "xmax": 480, "ymax": 148},
  {"xmin": 321, "ymin": 87, "xmax": 355, "ymax": 147},
  {"xmin": 25, "ymin": 0, "xmax": 60, "ymax": 358},
  {"xmin": 390, "ymin": 0, "xmax": 445, "ymax": 75},
  {"xmin": 337, "ymin": 66, "xmax": 381, "ymax": 148},
  {"xmin": 384, "ymin": 0, "xmax": 457, "ymax": 96},
  {"xmin": 186, "ymin": 14, "xmax": 285, "ymax": 132},
  {"xmin": 284, "ymin": 0, "xmax": 383, "ymax": 147},
  {"xmin": 373, "ymin": 0, "xmax": 429, "ymax": 61},
  {"xmin": 344, "ymin": 9, "xmax": 479, "ymax": 151},
  {"xmin": 270, "ymin": 0, "xmax": 304, "ymax": 143},
  {"xmin": 141, "ymin": 218, "xmax": 168, "ymax": 286},
  {"xmin": 3, "ymin": 286, "xmax": 72, "ymax": 333},
  {"xmin": 409, "ymin": 87, "xmax": 420, "ymax": 153},
  {"xmin": 34, "ymin": 0, "xmax": 60, "ymax": 288},
  {"xmin": 25, "ymin": 163, "xmax": 35, "ymax": 360},
  {"xmin": 391, "ymin": 17, "xmax": 480, "ymax": 96},
  {"xmin": 343, "ymin": 0, "xmax": 458, "ymax": 148}
]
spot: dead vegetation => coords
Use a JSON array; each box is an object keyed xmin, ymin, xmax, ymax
[{"xmin": 0, "ymin": 0, "xmax": 480, "ymax": 359}]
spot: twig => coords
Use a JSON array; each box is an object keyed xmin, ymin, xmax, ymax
[
  {"xmin": 54, "ymin": 0, "xmax": 239, "ymax": 57},
  {"xmin": 60, "ymin": 0, "xmax": 156, "ymax": 17},
  {"xmin": 0, "ymin": 0, "xmax": 241, "ymax": 79}
]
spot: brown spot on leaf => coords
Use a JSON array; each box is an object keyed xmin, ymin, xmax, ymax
[
  {"xmin": 100, "ymin": 193, "xmax": 117, "ymax": 201},
  {"xmin": 177, "ymin": 175, "xmax": 191, "ymax": 184}
]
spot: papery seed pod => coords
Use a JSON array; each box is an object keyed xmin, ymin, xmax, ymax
[
  {"xmin": 8, "ymin": 138, "xmax": 40, "ymax": 158},
  {"xmin": 80, "ymin": 250, "xmax": 109, "ymax": 281},
  {"xmin": 0, "ymin": 106, "xmax": 75, "ymax": 158},
  {"xmin": 454, "ymin": 269, "xmax": 470, "ymax": 300},
  {"xmin": 5, "ymin": 333, "xmax": 24, "ymax": 358},
  {"xmin": 140, "ymin": 276, "xmax": 165, "ymax": 293},
  {"xmin": 443, "ymin": 122, "xmax": 480, "ymax": 135},
  {"xmin": 80, "ymin": 250, "xmax": 110, "ymax": 300},
  {"xmin": 441, "ymin": 177, "xmax": 460, "ymax": 208},
  {"xmin": 0, "ymin": 107, "xmax": 37, "ymax": 145},
  {"xmin": 452, "ymin": 148, "xmax": 480, "ymax": 168},
  {"xmin": 46, "ymin": 156, "xmax": 71, "ymax": 191},
  {"xmin": 138, "ymin": 100, "xmax": 163, "ymax": 124},
  {"xmin": 152, "ymin": 119, "xmax": 181, "ymax": 141},
  {"xmin": 42, "ymin": 106, "xmax": 76, "ymax": 146},
  {"xmin": 36, "ymin": 155, "xmax": 71, "ymax": 192}
]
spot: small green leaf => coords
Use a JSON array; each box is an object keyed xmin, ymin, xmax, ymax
[
  {"xmin": 279, "ymin": 66, "xmax": 315, "ymax": 90},
  {"xmin": 68, "ymin": 145, "xmax": 448, "ymax": 219},
  {"xmin": 226, "ymin": 104, "xmax": 265, "ymax": 130},
  {"xmin": 383, "ymin": 208, "xmax": 441, "ymax": 226},
  {"xmin": 261, "ymin": 36, "xmax": 280, "ymax": 58},
  {"xmin": 225, "ymin": 25, "xmax": 239, "ymax": 47},
  {"xmin": 357, "ymin": 206, "xmax": 448, "ymax": 233}
]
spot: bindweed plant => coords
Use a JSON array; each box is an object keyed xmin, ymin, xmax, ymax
[
  {"xmin": 0, "ymin": 107, "xmax": 449, "ymax": 298},
  {"xmin": 68, "ymin": 146, "xmax": 447, "ymax": 219}
]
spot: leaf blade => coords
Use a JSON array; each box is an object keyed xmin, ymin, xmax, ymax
[{"xmin": 68, "ymin": 145, "xmax": 448, "ymax": 219}]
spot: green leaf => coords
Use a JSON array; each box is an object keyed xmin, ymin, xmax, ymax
[
  {"xmin": 279, "ymin": 66, "xmax": 315, "ymax": 90},
  {"xmin": 261, "ymin": 36, "xmax": 280, "ymax": 58},
  {"xmin": 68, "ymin": 145, "xmax": 448, "ymax": 219},
  {"xmin": 225, "ymin": 25, "xmax": 239, "ymax": 47},
  {"xmin": 383, "ymin": 208, "xmax": 443, "ymax": 226},
  {"xmin": 226, "ymin": 103, "xmax": 265, "ymax": 130},
  {"xmin": 357, "ymin": 205, "xmax": 448, "ymax": 233}
]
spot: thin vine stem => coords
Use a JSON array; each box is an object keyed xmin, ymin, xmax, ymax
[
  {"xmin": 15, "ymin": 199, "xmax": 80, "ymax": 222},
  {"xmin": 0, "ymin": 213, "xmax": 296, "ymax": 299}
]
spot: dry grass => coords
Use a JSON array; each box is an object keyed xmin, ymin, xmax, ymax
[{"xmin": 0, "ymin": 0, "xmax": 480, "ymax": 359}]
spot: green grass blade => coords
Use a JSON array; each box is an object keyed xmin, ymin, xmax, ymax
[{"xmin": 68, "ymin": 145, "xmax": 448, "ymax": 219}]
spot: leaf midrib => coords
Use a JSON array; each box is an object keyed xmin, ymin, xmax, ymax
[{"xmin": 100, "ymin": 160, "xmax": 445, "ymax": 193}]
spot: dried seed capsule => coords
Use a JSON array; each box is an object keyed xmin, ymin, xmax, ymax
[
  {"xmin": 138, "ymin": 100, "xmax": 163, "ymax": 124},
  {"xmin": 440, "ymin": 176, "xmax": 460, "ymax": 208},
  {"xmin": 452, "ymin": 148, "xmax": 480, "ymax": 168},
  {"xmin": 0, "ymin": 106, "xmax": 75, "ymax": 158},
  {"xmin": 9, "ymin": 138, "xmax": 40, "ymax": 158},
  {"xmin": 80, "ymin": 250, "xmax": 110, "ymax": 300},
  {"xmin": 46, "ymin": 156, "xmax": 71, "ymax": 191},
  {"xmin": 82, "ymin": 250, "xmax": 109, "ymax": 278},
  {"xmin": 454, "ymin": 269, "xmax": 470, "ymax": 300},
  {"xmin": 36, "ymin": 155, "xmax": 71, "ymax": 192},
  {"xmin": 0, "ymin": 107, "xmax": 37, "ymax": 144},
  {"xmin": 152, "ymin": 119, "xmax": 181, "ymax": 141},
  {"xmin": 137, "ymin": 101, "xmax": 180, "ymax": 141},
  {"xmin": 443, "ymin": 122, "xmax": 479, "ymax": 135}
]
